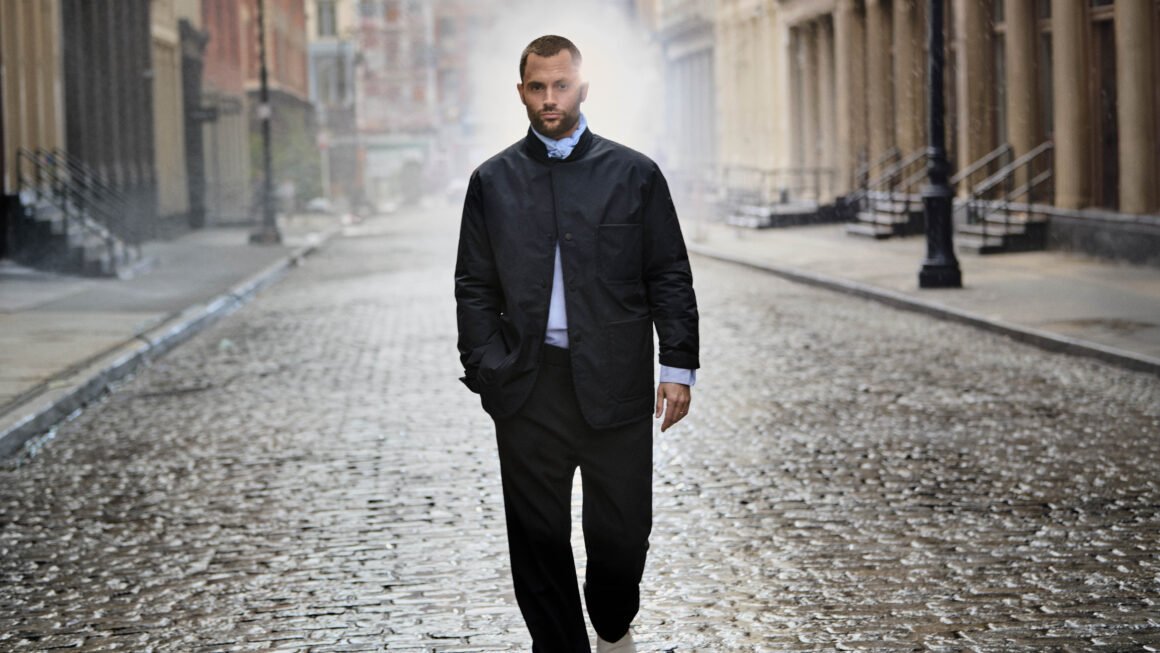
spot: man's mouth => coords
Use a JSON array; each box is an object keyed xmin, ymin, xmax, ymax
[{"xmin": 540, "ymin": 112, "xmax": 561, "ymax": 121}]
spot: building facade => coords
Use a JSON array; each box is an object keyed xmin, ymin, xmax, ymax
[
  {"xmin": 61, "ymin": 0, "xmax": 158, "ymax": 239},
  {"xmin": 655, "ymin": 0, "xmax": 1160, "ymax": 264},
  {"xmin": 153, "ymin": 0, "xmax": 193, "ymax": 225},
  {"xmin": 201, "ymin": 0, "xmax": 253, "ymax": 223},
  {"xmin": 657, "ymin": 0, "xmax": 718, "ymax": 190},
  {"xmin": 0, "ymin": 0, "xmax": 67, "ymax": 258},
  {"xmin": 243, "ymin": 0, "xmax": 318, "ymax": 207},
  {"xmin": 0, "ymin": 0, "xmax": 65, "ymax": 201},
  {"xmin": 307, "ymin": 0, "xmax": 362, "ymax": 209},
  {"xmin": 785, "ymin": 0, "xmax": 1159, "ymax": 261},
  {"xmin": 354, "ymin": 0, "xmax": 437, "ymax": 208}
]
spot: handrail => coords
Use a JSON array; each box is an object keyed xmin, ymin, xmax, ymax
[
  {"xmin": 972, "ymin": 141, "xmax": 1054, "ymax": 199},
  {"xmin": 866, "ymin": 147, "xmax": 901, "ymax": 175},
  {"xmin": 951, "ymin": 143, "xmax": 1012, "ymax": 187},
  {"xmin": 15, "ymin": 147, "xmax": 128, "ymax": 269},
  {"xmin": 1009, "ymin": 169, "xmax": 1053, "ymax": 204},
  {"xmin": 964, "ymin": 141, "xmax": 1054, "ymax": 240},
  {"xmin": 28, "ymin": 148, "xmax": 138, "ymax": 246},
  {"xmin": 856, "ymin": 147, "xmax": 900, "ymax": 187},
  {"xmin": 46, "ymin": 148, "xmax": 132, "ymax": 209},
  {"xmin": 19, "ymin": 149, "xmax": 122, "ymax": 228},
  {"xmin": 866, "ymin": 148, "xmax": 925, "ymax": 191},
  {"xmin": 42, "ymin": 148, "xmax": 136, "ymax": 246}
]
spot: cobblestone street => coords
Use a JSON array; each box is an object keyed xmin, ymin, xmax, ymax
[{"xmin": 2, "ymin": 204, "xmax": 1159, "ymax": 652}]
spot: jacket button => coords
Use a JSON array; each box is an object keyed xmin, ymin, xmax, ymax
[{"xmin": 564, "ymin": 232, "xmax": 573, "ymax": 241}]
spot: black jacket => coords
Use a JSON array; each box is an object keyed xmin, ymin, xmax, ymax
[{"xmin": 455, "ymin": 128, "xmax": 699, "ymax": 429}]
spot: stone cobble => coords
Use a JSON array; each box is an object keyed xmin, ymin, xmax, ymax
[{"xmin": 1, "ymin": 204, "xmax": 1158, "ymax": 652}]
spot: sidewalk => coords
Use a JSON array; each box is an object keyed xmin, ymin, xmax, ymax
[
  {"xmin": 686, "ymin": 218, "xmax": 1160, "ymax": 373},
  {"xmin": 0, "ymin": 213, "xmax": 344, "ymax": 459}
]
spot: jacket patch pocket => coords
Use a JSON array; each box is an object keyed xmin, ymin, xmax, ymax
[
  {"xmin": 605, "ymin": 316, "xmax": 652, "ymax": 401},
  {"xmin": 598, "ymin": 224, "xmax": 642, "ymax": 283}
]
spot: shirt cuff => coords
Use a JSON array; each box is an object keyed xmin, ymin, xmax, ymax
[{"xmin": 659, "ymin": 365, "xmax": 696, "ymax": 387}]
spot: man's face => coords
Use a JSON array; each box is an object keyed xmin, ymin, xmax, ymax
[{"xmin": 517, "ymin": 51, "xmax": 589, "ymax": 140}]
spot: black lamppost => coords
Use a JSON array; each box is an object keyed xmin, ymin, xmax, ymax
[
  {"xmin": 250, "ymin": 0, "xmax": 282, "ymax": 244},
  {"xmin": 918, "ymin": 0, "xmax": 961, "ymax": 288}
]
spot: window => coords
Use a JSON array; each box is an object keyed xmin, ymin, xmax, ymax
[
  {"xmin": 318, "ymin": 0, "xmax": 336, "ymax": 37},
  {"xmin": 359, "ymin": 1, "xmax": 382, "ymax": 19}
]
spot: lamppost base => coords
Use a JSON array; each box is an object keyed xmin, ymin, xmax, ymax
[
  {"xmin": 918, "ymin": 263, "xmax": 962, "ymax": 288},
  {"xmin": 249, "ymin": 224, "xmax": 283, "ymax": 245}
]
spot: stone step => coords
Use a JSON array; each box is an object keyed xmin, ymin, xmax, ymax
[
  {"xmin": 871, "ymin": 200, "xmax": 923, "ymax": 214},
  {"xmin": 846, "ymin": 221, "xmax": 894, "ymax": 239},
  {"xmin": 956, "ymin": 233, "xmax": 1007, "ymax": 254},
  {"xmin": 959, "ymin": 222, "xmax": 1027, "ymax": 237},
  {"xmin": 856, "ymin": 211, "xmax": 911, "ymax": 226}
]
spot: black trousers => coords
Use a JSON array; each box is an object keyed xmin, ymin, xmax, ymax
[{"xmin": 494, "ymin": 345, "xmax": 653, "ymax": 653}]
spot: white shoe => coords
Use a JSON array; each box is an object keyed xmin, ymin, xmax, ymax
[{"xmin": 596, "ymin": 629, "xmax": 636, "ymax": 653}]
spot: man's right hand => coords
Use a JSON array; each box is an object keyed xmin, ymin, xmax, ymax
[{"xmin": 655, "ymin": 382, "xmax": 691, "ymax": 432}]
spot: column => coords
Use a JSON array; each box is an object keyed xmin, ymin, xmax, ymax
[
  {"xmin": 1115, "ymin": 0, "xmax": 1156, "ymax": 213},
  {"xmin": 803, "ymin": 22, "xmax": 820, "ymax": 171},
  {"xmin": 953, "ymin": 0, "xmax": 995, "ymax": 186},
  {"xmin": 1005, "ymin": 0, "xmax": 1040, "ymax": 187},
  {"xmin": 1051, "ymin": 0, "xmax": 1090, "ymax": 209},
  {"xmin": 760, "ymin": 8, "xmax": 779, "ymax": 169},
  {"xmin": 893, "ymin": 0, "xmax": 922, "ymax": 156},
  {"xmin": 818, "ymin": 17, "xmax": 837, "ymax": 198},
  {"xmin": 834, "ymin": 0, "xmax": 867, "ymax": 191},
  {"xmin": 22, "ymin": 0, "xmax": 43, "ymax": 150},
  {"xmin": 717, "ymin": 18, "xmax": 737, "ymax": 172},
  {"xmin": 0, "ymin": 0, "xmax": 10, "ymax": 192},
  {"xmin": 866, "ymin": 0, "xmax": 893, "ymax": 166},
  {"xmin": 789, "ymin": 28, "xmax": 803, "ymax": 167},
  {"xmin": 38, "ymin": 0, "xmax": 61, "ymax": 149}
]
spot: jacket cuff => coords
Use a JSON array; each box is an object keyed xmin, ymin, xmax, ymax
[{"xmin": 659, "ymin": 352, "xmax": 699, "ymax": 371}]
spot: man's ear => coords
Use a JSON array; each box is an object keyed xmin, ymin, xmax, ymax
[
  {"xmin": 516, "ymin": 82, "xmax": 525, "ymax": 105},
  {"xmin": 579, "ymin": 81, "xmax": 589, "ymax": 103}
]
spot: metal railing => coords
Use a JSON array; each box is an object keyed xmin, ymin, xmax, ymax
[
  {"xmin": 951, "ymin": 143, "xmax": 1013, "ymax": 188},
  {"xmin": 851, "ymin": 148, "xmax": 927, "ymax": 223},
  {"xmin": 15, "ymin": 148, "xmax": 141, "ymax": 268},
  {"xmin": 962, "ymin": 141, "xmax": 1054, "ymax": 239},
  {"xmin": 854, "ymin": 147, "xmax": 900, "ymax": 191}
]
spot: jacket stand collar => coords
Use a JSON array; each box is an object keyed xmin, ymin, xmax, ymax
[{"xmin": 522, "ymin": 126, "xmax": 595, "ymax": 164}]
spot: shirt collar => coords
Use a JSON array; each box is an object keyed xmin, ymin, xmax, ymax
[{"xmin": 531, "ymin": 113, "xmax": 588, "ymax": 160}]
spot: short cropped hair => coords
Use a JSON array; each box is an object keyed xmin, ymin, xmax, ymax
[{"xmin": 519, "ymin": 35, "xmax": 583, "ymax": 81}]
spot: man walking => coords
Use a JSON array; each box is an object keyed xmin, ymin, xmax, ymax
[{"xmin": 455, "ymin": 35, "xmax": 699, "ymax": 652}]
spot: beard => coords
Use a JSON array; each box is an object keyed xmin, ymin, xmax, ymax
[{"xmin": 528, "ymin": 106, "xmax": 581, "ymax": 140}]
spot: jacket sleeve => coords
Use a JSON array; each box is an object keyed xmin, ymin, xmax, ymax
[
  {"xmin": 454, "ymin": 171, "xmax": 504, "ymax": 393},
  {"xmin": 642, "ymin": 164, "xmax": 700, "ymax": 371}
]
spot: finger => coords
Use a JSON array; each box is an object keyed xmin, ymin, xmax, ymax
[
  {"xmin": 662, "ymin": 397, "xmax": 681, "ymax": 432},
  {"xmin": 655, "ymin": 386, "xmax": 664, "ymax": 418}
]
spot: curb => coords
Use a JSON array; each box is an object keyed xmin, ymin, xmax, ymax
[
  {"xmin": 0, "ymin": 228, "xmax": 340, "ymax": 462},
  {"xmin": 688, "ymin": 243, "xmax": 1160, "ymax": 377}
]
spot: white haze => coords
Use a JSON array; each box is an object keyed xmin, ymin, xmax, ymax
[{"xmin": 465, "ymin": 1, "xmax": 667, "ymax": 169}]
